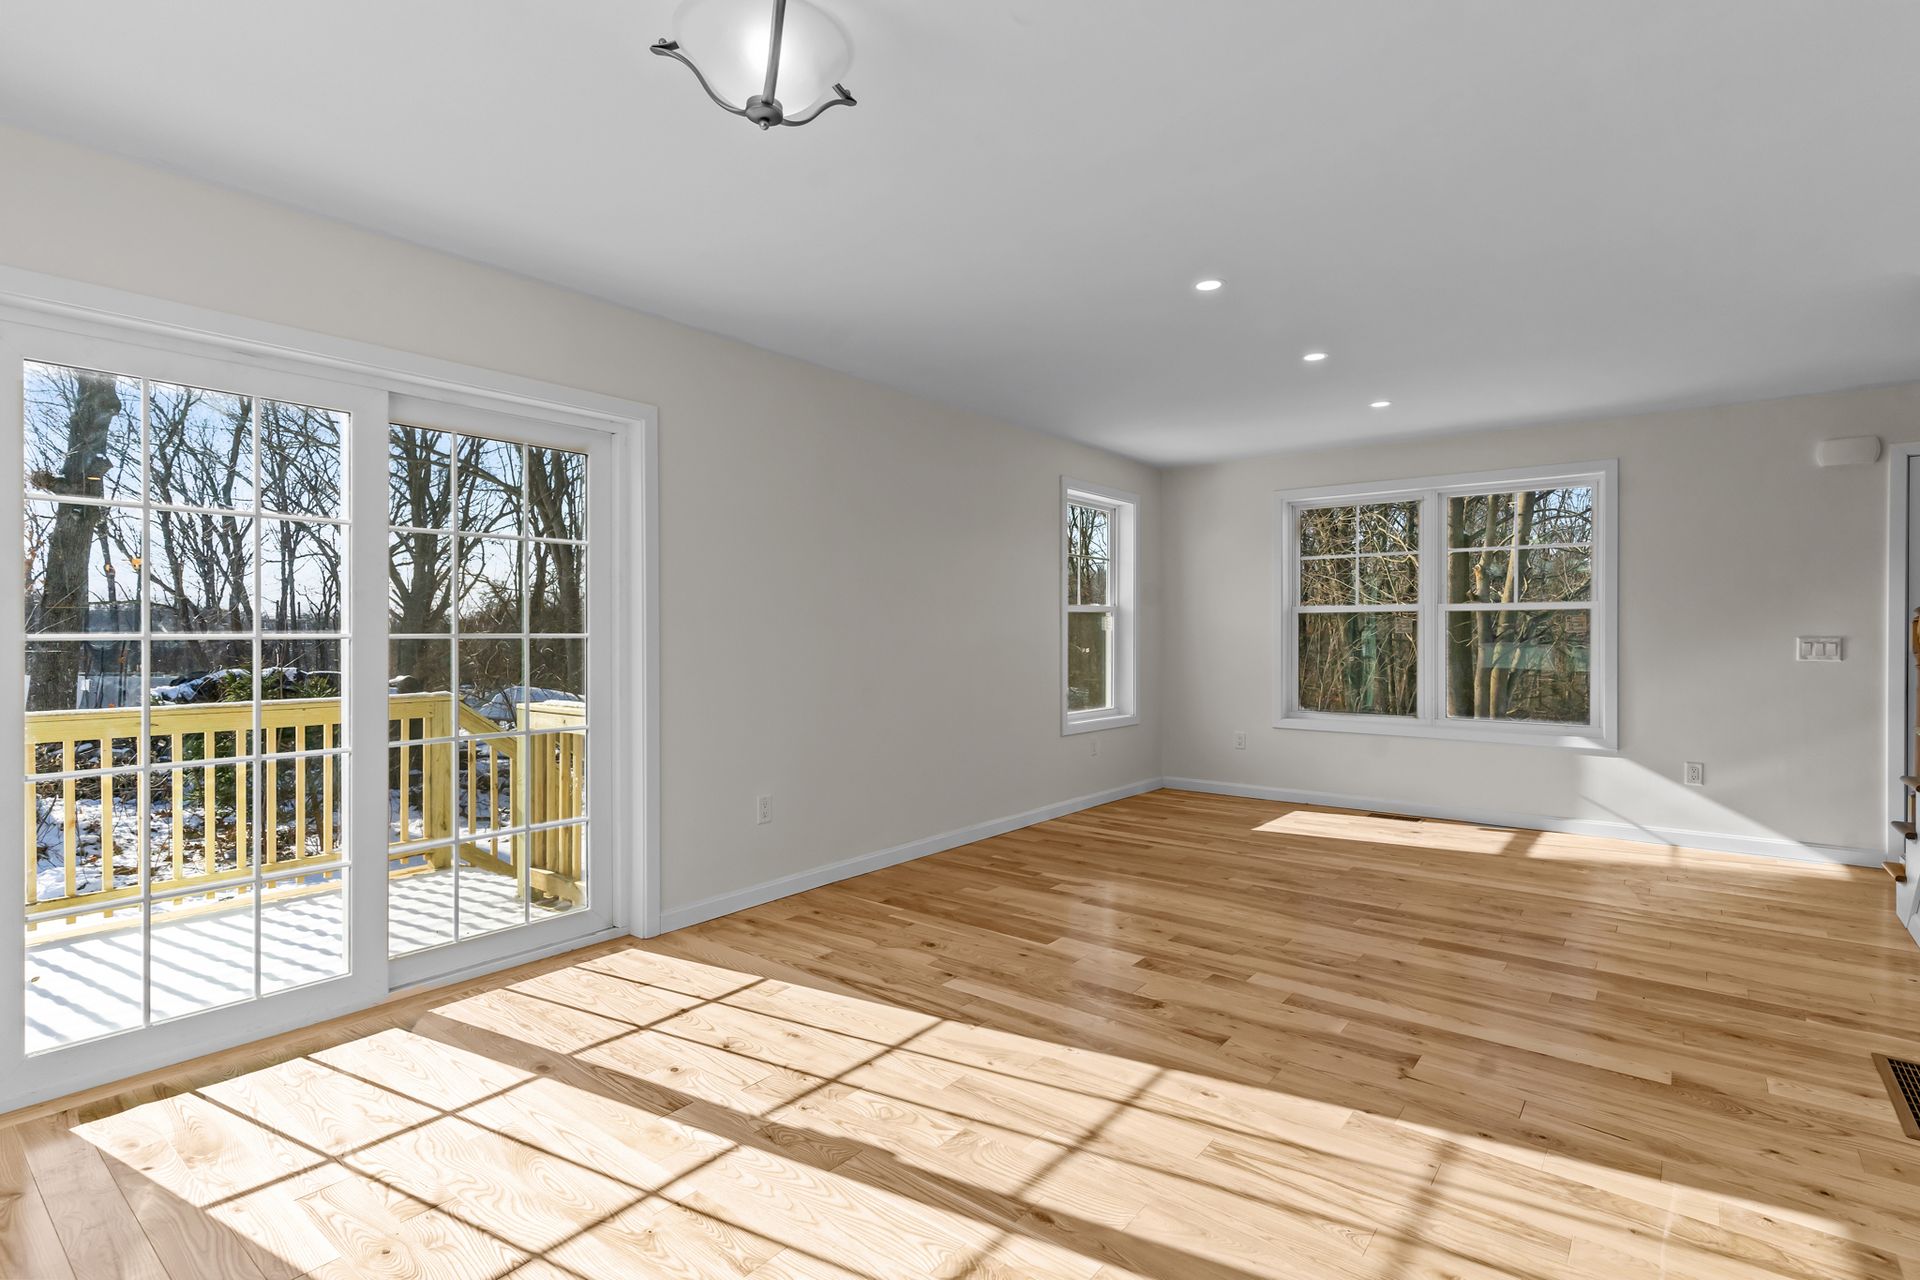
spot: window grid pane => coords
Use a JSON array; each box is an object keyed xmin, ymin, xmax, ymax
[
  {"xmin": 1065, "ymin": 495, "xmax": 1127, "ymax": 722},
  {"xmin": 1445, "ymin": 608, "xmax": 1592, "ymax": 724},
  {"xmin": 387, "ymin": 427, "xmax": 589, "ymax": 957},
  {"xmin": 1443, "ymin": 484, "xmax": 1594, "ymax": 724},
  {"xmin": 22, "ymin": 359, "xmax": 349, "ymax": 1051},
  {"xmin": 1290, "ymin": 476, "xmax": 1603, "ymax": 734},
  {"xmin": 1297, "ymin": 612, "xmax": 1417, "ymax": 716},
  {"xmin": 1067, "ymin": 609, "xmax": 1113, "ymax": 713}
]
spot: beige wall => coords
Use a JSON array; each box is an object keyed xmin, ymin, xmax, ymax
[
  {"xmin": 1163, "ymin": 384, "xmax": 1920, "ymax": 857},
  {"xmin": 0, "ymin": 125, "xmax": 1161, "ymax": 915}
]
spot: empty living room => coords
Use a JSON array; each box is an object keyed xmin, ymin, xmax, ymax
[{"xmin": 3, "ymin": 2, "xmax": 1920, "ymax": 1277}]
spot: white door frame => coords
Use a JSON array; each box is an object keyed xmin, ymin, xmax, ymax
[
  {"xmin": 1883, "ymin": 441, "xmax": 1920, "ymax": 944},
  {"xmin": 0, "ymin": 266, "xmax": 659, "ymax": 1114}
]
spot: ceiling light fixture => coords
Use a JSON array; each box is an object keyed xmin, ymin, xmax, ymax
[
  {"xmin": 1195, "ymin": 279, "xmax": 1224, "ymax": 292},
  {"xmin": 1302, "ymin": 352, "xmax": 1328, "ymax": 363},
  {"xmin": 1370, "ymin": 401, "xmax": 1392, "ymax": 409},
  {"xmin": 654, "ymin": 0, "xmax": 857, "ymax": 130}
]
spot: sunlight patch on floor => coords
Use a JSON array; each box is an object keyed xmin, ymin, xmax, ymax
[{"xmin": 59, "ymin": 944, "xmax": 1890, "ymax": 1280}]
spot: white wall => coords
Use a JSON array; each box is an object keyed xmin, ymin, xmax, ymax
[
  {"xmin": 0, "ymin": 125, "xmax": 1161, "ymax": 917},
  {"xmin": 3, "ymin": 119, "xmax": 1910, "ymax": 910},
  {"xmin": 1163, "ymin": 384, "xmax": 1920, "ymax": 859}
]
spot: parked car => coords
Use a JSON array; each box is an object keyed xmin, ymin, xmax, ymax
[
  {"xmin": 463, "ymin": 684, "xmax": 583, "ymax": 728},
  {"xmin": 151, "ymin": 666, "xmax": 342, "ymax": 704}
]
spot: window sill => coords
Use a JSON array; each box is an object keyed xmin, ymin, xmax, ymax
[
  {"xmin": 1272, "ymin": 713, "xmax": 1616, "ymax": 753},
  {"xmin": 1064, "ymin": 711, "xmax": 1140, "ymax": 737}
]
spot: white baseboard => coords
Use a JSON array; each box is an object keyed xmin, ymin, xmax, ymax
[
  {"xmin": 656, "ymin": 778, "xmax": 1163, "ymax": 933},
  {"xmin": 656, "ymin": 774, "xmax": 1881, "ymax": 938},
  {"xmin": 1162, "ymin": 777, "xmax": 1882, "ymax": 868}
]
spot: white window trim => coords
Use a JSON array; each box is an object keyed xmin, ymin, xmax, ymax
[
  {"xmin": 1062, "ymin": 477, "xmax": 1139, "ymax": 735},
  {"xmin": 1273, "ymin": 460, "xmax": 1618, "ymax": 751}
]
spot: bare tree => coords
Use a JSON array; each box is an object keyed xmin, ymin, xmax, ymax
[{"xmin": 24, "ymin": 368, "xmax": 130, "ymax": 704}]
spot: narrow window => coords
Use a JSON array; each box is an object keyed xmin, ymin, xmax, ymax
[{"xmin": 1063, "ymin": 480, "xmax": 1138, "ymax": 734}]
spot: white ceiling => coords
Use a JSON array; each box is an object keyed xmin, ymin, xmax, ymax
[{"xmin": 1, "ymin": 1, "xmax": 1917, "ymax": 464}]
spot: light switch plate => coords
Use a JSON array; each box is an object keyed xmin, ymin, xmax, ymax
[{"xmin": 1795, "ymin": 636, "xmax": 1844, "ymax": 662}]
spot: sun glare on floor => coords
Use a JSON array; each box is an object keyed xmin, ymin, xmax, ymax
[{"xmin": 37, "ymin": 932, "xmax": 1896, "ymax": 1280}]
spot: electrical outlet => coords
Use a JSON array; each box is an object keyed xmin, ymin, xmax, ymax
[
  {"xmin": 1233, "ymin": 731, "xmax": 1247, "ymax": 750},
  {"xmin": 1683, "ymin": 762, "xmax": 1705, "ymax": 787},
  {"xmin": 1089, "ymin": 736, "xmax": 1099, "ymax": 757},
  {"xmin": 756, "ymin": 794, "xmax": 772, "ymax": 825}
]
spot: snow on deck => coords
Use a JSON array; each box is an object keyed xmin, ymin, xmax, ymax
[{"xmin": 24, "ymin": 868, "xmax": 573, "ymax": 1055}]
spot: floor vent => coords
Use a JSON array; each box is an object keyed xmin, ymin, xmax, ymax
[{"xmin": 1873, "ymin": 1054, "xmax": 1920, "ymax": 1139}]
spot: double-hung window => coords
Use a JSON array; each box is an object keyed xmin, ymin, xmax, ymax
[
  {"xmin": 1062, "ymin": 479, "xmax": 1138, "ymax": 734},
  {"xmin": 1276, "ymin": 462, "xmax": 1615, "ymax": 748}
]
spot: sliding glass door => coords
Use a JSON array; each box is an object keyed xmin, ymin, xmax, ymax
[
  {"xmin": 3, "ymin": 328, "xmax": 388, "ymax": 1095},
  {"xmin": 385, "ymin": 404, "xmax": 607, "ymax": 974},
  {"xmin": 2, "ymin": 323, "xmax": 623, "ymax": 1106}
]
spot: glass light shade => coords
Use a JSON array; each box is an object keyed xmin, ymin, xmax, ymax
[{"xmin": 672, "ymin": 0, "xmax": 853, "ymax": 112}]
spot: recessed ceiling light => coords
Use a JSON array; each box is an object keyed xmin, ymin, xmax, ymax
[
  {"xmin": 1370, "ymin": 401, "xmax": 1392, "ymax": 409},
  {"xmin": 1194, "ymin": 279, "xmax": 1223, "ymax": 292},
  {"xmin": 1302, "ymin": 351, "xmax": 1328, "ymax": 362}
]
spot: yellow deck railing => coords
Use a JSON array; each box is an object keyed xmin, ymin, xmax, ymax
[{"xmin": 26, "ymin": 692, "xmax": 586, "ymax": 919}]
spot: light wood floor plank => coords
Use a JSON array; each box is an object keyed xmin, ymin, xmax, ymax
[{"xmin": 4, "ymin": 789, "xmax": 1919, "ymax": 1278}]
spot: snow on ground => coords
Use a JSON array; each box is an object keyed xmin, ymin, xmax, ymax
[
  {"xmin": 26, "ymin": 868, "xmax": 572, "ymax": 1052},
  {"xmin": 37, "ymin": 758, "xmax": 512, "ymax": 902},
  {"xmin": 36, "ymin": 790, "xmax": 348, "ymax": 901}
]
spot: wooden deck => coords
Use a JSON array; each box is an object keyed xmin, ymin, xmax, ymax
[
  {"xmin": 24, "ymin": 867, "xmax": 572, "ymax": 1055},
  {"xmin": 4, "ymin": 788, "xmax": 1919, "ymax": 1278}
]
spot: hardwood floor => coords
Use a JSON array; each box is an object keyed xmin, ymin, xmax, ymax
[{"xmin": 5, "ymin": 788, "xmax": 1920, "ymax": 1278}]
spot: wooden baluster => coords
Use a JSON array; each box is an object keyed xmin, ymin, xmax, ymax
[
  {"xmin": 60, "ymin": 742, "xmax": 78, "ymax": 904},
  {"xmin": 202, "ymin": 749, "xmax": 214, "ymax": 877},
  {"xmin": 294, "ymin": 735, "xmax": 309, "ymax": 862},
  {"xmin": 169, "ymin": 743, "xmax": 184, "ymax": 886},
  {"xmin": 553, "ymin": 734, "xmax": 566, "ymax": 873},
  {"xmin": 24, "ymin": 778, "xmax": 38, "ymax": 909},
  {"xmin": 547, "ymin": 733, "xmax": 561, "ymax": 884},
  {"xmin": 510, "ymin": 736, "xmax": 526, "ymax": 900},
  {"xmin": 547, "ymin": 736, "xmax": 560, "ymax": 885},
  {"xmin": 420, "ymin": 737, "xmax": 430, "ymax": 844},
  {"xmin": 265, "ymin": 757, "xmax": 278, "ymax": 868},
  {"xmin": 237, "ymin": 759, "xmax": 249, "ymax": 879},
  {"xmin": 486, "ymin": 739, "xmax": 497, "ymax": 836},
  {"xmin": 101, "ymin": 769, "xmax": 116, "ymax": 894},
  {"xmin": 416, "ymin": 739, "xmax": 427, "ymax": 842},
  {"xmin": 426, "ymin": 739, "xmax": 446, "ymax": 847},
  {"xmin": 568, "ymin": 734, "xmax": 579, "ymax": 883},
  {"xmin": 397, "ymin": 740, "xmax": 411, "ymax": 844},
  {"xmin": 435, "ymin": 697, "xmax": 454, "ymax": 850},
  {"xmin": 536, "ymin": 735, "xmax": 549, "ymax": 875},
  {"xmin": 323, "ymin": 746, "xmax": 335, "ymax": 860},
  {"xmin": 565, "ymin": 732, "xmax": 578, "ymax": 820},
  {"xmin": 413, "ymin": 739, "xmax": 428, "ymax": 844},
  {"xmin": 542, "ymin": 735, "xmax": 557, "ymax": 883},
  {"xmin": 566, "ymin": 732, "xmax": 579, "ymax": 883}
]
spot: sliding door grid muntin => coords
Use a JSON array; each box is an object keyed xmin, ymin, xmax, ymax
[
  {"xmin": 17, "ymin": 348, "xmax": 357, "ymax": 1046},
  {"xmin": 385, "ymin": 425, "xmax": 593, "ymax": 954}
]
